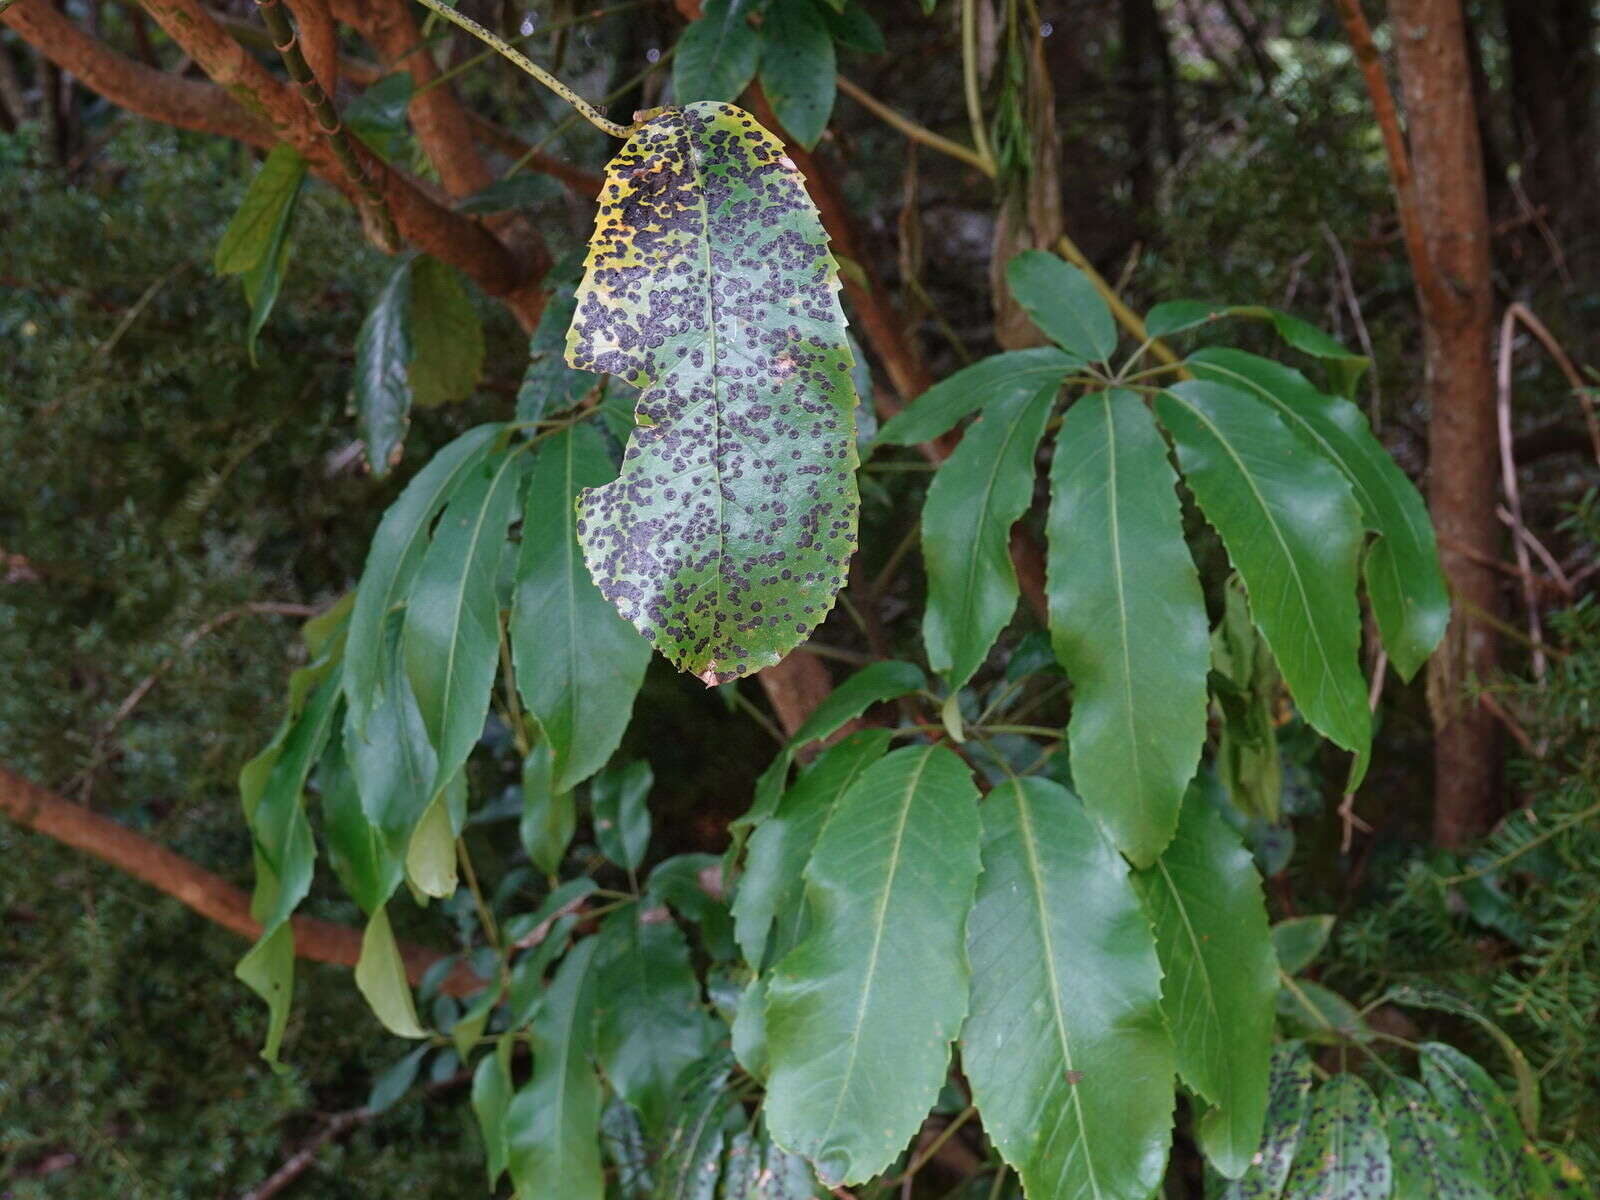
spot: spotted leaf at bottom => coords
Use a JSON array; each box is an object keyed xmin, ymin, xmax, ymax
[
  {"xmin": 569, "ymin": 101, "xmax": 860, "ymax": 685},
  {"xmin": 1282, "ymin": 1075, "xmax": 1391, "ymax": 1199}
]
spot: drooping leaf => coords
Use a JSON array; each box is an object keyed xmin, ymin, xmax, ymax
[
  {"xmin": 520, "ymin": 740, "xmax": 575, "ymax": 876},
  {"xmin": 962, "ymin": 775, "xmax": 1175, "ymax": 1200},
  {"xmin": 1187, "ymin": 348, "xmax": 1448, "ymax": 681},
  {"xmin": 507, "ymin": 937, "xmax": 604, "ymax": 1199},
  {"xmin": 1006, "ymin": 249, "xmax": 1118, "ymax": 361},
  {"xmin": 603, "ymin": 1098, "xmax": 656, "ymax": 1198},
  {"xmin": 592, "ymin": 758, "xmax": 653, "ymax": 871},
  {"xmin": 874, "ymin": 347, "xmax": 1077, "ymax": 447},
  {"xmin": 1047, "ymin": 388, "xmax": 1209, "ymax": 865},
  {"xmin": 1282, "ymin": 1075, "xmax": 1391, "ymax": 1199},
  {"xmin": 731, "ymin": 728, "xmax": 892, "ymax": 967},
  {"xmin": 511, "ymin": 425, "xmax": 651, "ymax": 792},
  {"xmin": 758, "ymin": 0, "xmax": 836, "ymax": 150},
  {"xmin": 407, "ymin": 256, "xmax": 484, "ymax": 408},
  {"xmin": 653, "ymin": 1053, "xmax": 738, "ymax": 1199},
  {"xmin": 368, "ymin": 1044, "xmax": 429, "ymax": 1115},
  {"xmin": 922, "ymin": 381, "xmax": 1053, "ymax": 691},
  {"xmin": 402, "ymin": 447, "xmax": 523, "ymax": 797},
  {"xmin": 1384, "ymin": 1076, "xmax": 1495, "ymax": 1200},
  {"xmin": 215, "ymin": 144, "xmax": 307, "ymax": 276},
  {"xmin": 472, "ymin": 1042, "xmax": 514, "ymax": 1187},
  {"xmin": 822, "ymin": 0, "xmax": 884, "ymax": 53},
  {"xmin": 674, "ymin": 0, "xmax": 760, "ymax": 103},
  {"xmin": 1419, "ymin": 1042, "xmax": 1537, "ymax": 1197},
  {"xmin": 1386, "ymin": 984, "xmax": 1538, "ymax": 1133},
  {"xmin": 1156, "ymin": 381, "xmax": 1370, "ymax": 765},
  {"xmin": 765, "ymin": 744, "xmax": 981, "ymax": 1185},
  {"xmin": 569, "ymin": 102, "xmax": 860, "ymax": 685},
  {"xmin": 1271, "ymin": 916, "xmax": 1335, "ymax": 976},
  {"xmin": 1276, "ymin": 977, "xmax": 1372, "ymax": 1044},
  {"xmin": 238, "ymin": 170, "xmax": 302, "ymax": 363},
  {"xmin": 1133, "ymin": 790, "xmax": 1276, "ymax": 1178},
  {"xmin": 1211, "ymin": 577, "xmax": 1284, "ymax": 822},
  {"xmin": 1212, "ymin": 1042, "xmax": 1315, "ymax": 1200},
  {"xmin": 405, "ymin": 782, "xmax": 460, "ymax": 898},
  {"xmin": 594, "ymin": 910, "xmax": 721, "ymax": 1135},
  {"xmin": 354, "ymin": 904, "xmax": 427, "ymax": 1037},
  {"xmin": 356, "ymin": 255, "xmax": 416, "ymax": 476},
  {"xmin": 318, "ymin": 731, "xmax": 400, "ymax": 915}
]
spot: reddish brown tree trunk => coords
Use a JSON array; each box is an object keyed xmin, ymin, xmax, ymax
[{"xmin": 1391, "ymin": 0, "xmax": 1501, "ymax": 845}]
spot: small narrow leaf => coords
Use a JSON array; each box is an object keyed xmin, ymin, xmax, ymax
[
  {"xmin": 1047, "ymin": 389, "xmax": 1209, "ymax": 865},
  {"xmin": 215, "ymin": 145, "xmax": 307, "ymax": 275},
  {"xmin": 922, "ymin": 381, "xmax": 1053, "ymax": 691},
  {"xmin": 357, "ymin": 256, "xmax": 416, "ymax": 476},
  {"xmin": 1156, "ymin": 381, "xmax": 1370, "ymax": 763},
  {"xmin": 239, "ymin": 182, "xmax": 300, "ymax": 362},
  {"xmin": 510, "ymin": 425, "xmax": 650, "ymax": 793},
  {"xmin": 1006, "ymin": 250, "xmax": 1118, "ymax": 361},
  {"xmin": 674, "ymin": 0, "xmax": 760, "ymax": 102},
  {"xmin": 874, "ymin": 347, "xmax": 1077, "ymax": 447},
  {"xmin": 822, "ymin": 1, "xmax": 885, "ymax": 53},
  {"xmin": 354, "ymin": 905, "xmax": 427, "ymax": 1037},
  {"xmin": 1213, "ymin": 1042, "xmax": 1315, "ymax": 1199},
  {"xmin": 507, "ymin": 937, "xmax": 604, "ymax": 1200},
  {"xmin": 407, "ymin": 256, "xmax": 484, "ymax": 408},
  {"xmin": 569, "ymin": 102, "xmax": 860, "ymax": 685},
  {"xmin": 368, "ymin": 1045, "xmax": 428, "ymax": 1115},
  {"xmin": 1133, "ymin": 791, "xmax": 1276, "ymax": 1178},
  {"xmin": 1272, "ymin": 916, "xmax": 1335, "ymax": 976},
  {"xmin": 520, "ymin": 741, "xmax": 575, "ymax": 876},
  {"xmin": 472, "ymin": 1044, "xmax": 514, "ymax": 1187},
  {"xmin": 1276, "ymin": 977, "xmax": 1372, "ymax": 1043},
  {"xmin": 1384, "ymin": 1076, "xmax": 1495, "ymax": 1200},
  {"xmin": 1282, "ymin": 1075, "xmax": 1391, "ymax": 1199},
  {"xmin": 765, "ymin": 744, "xmax": 981, "ymax": 1185},
  {"xmin": 653, "ymin": 1055, "xmax": 738, "ymax": 1199},
  {"xmin": 591, "ymin": 758, "xmax": 653, "ymax": 871},
  {"xmin": 318, "ymin": 733, "xmax": 400, "ymax": 915},
  {"xmin": 758, "ymin": 0, "xmax": 836, "ymax": 149},
  {"xmin": 962, "ymin": 776, "xmax": 1175, "ymax": 1200}
]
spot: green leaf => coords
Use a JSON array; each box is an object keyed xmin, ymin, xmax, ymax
[
  {"xmin": 1133, "ymin": 790, "xmax": 1276, "ymax": 1178},
  {"xmin": 592, "ymin": 758, "xmax": 653, "ymax": 871},
  {"xmin": 519, "ymin": 740, "xmax": 575, "ymax": 876},
  {"xmin": 368, "ymin": 1044, "xmax": 428, "ymax": 1115},
  {"xmin": 517, "ymin": 275, "xmax": 604, "ymax": 423},
  {"xmin": 1156, "ymin": 381, "xmax": 1370, "ymax": 764},
  {"xmin": 1047, "ymin": 389, "xmax": 1209, "ymax": 865},
  {"xmin": 594, "ymin": 910, "xmax": 720, "ymax": 1134},
  {"xmin": 402, "ymin": 447, "xmax": 523, "ymax": 796},
  {"xmin": 239, "ymin": 182, "xmax": 300, "ymax": 363},
  {"xmin": 407, "ymin": 256, "xmax": 483, "ymax": 408},
  {"xmin": 962, "ymin": 776, "xmax": 1175, "ymax": 1200},
  {"xmin": 646, "ymin": 855, "xmax": 736, "ymax": 961},
  {"xmin": 874, "ymin": 347, "xmax": 1077, "ymax": 447},
  {"xmin": 1187, "ymin": 348, "xmax": 1448, "ymax": 681},
  {"xmin": 1271, "ymin": 916, "xmax": 1334, "ymax": 976},
  {"xmin": 758, "ymin": 0, "xmax": 836, "ymax": 149},
  {"xmin": 1419, "ymin": 1042, "xmax": 1537, "ymax": 1197},
  {"xmin": 765, "ymin": 744, "xmax": 981, "ymax": 1185},
  {"xmin": 406, "ymin": 786, "xmax": 459, "ymax": 898},
  {"xmin": 603, "ymin": 1098, "xmax": 656, "ymax": 1197},
  {"xmin": 653, "ymin": 1054, "xmax": 738, "ymax": 1199},
  {"xmin": 731, "ymin": 975, "xmax": 768, "ymax": 1079},
  {"xmin": 1211, "ymin": 578, "xmax": 1284, "ymax": 822},
  {"xmin": 569, "ymin": 102, "xmax": 860, "ymax": 685},
  {"xmin": 354, "ymin": 904, "xmax": 427, "ymax": 1037},
  {"xmin": 456, "ymin": 172, "xmax": 560, "ymax": 214},
  {"xmin": 215, "ymin": 144, "xmax": 307, "ymax": 276},
  {"xmin": 511, "ymin": 425, "xmax": 650, "ymax": 792},
  {"xmin": 507, "ymin": 914, "xmax": 578, "ymax": 1028},
  {"xmin": 318, "ymin": 732, "xmax": 400, "ymax": 915},
  {"xmin": 1143, "ymin": 299, "xmax": 1226, "ymax": 339},
  {"xmin": 1384, "ymin": 1076, "xmax": 1495, "ymax": 1200},
  {"xmin": 343, "ymin": 423, "xmax": 505, "ymax": 731},
  {"xmin": 1283, "ymin": 1075, "xmax": 1391, "ymax": 1199},
  {"xmin": 1006, "ymin": 250, "xmax": 1118, "ymax": 361},
  {"xmin": 1385, "ymin": 984, "xmax": 1538, "ymax": 1133},
  {"xmin": 922, "ymin": 381, "xmax": 1053, "ymax": 691},
  {"xmin": 732, "ymin": 728, "xmax": 892, "ymax": 968},
  {"xmin": 472, "ymin": 1043, "xmax": 514, "ymax": 1187},
  {"xmin": 508, "ymin": 936, "xmax": 604, "ymax": 1200},
  {"xmin": 356, "ymin": 255, "xmax": 416, "ymax": 477},
  {"xmin": 1265, "ymin": 309, "xmax": 1369, "ymax": 388},
  {"xmin": 1276, "ymin": 977, "xmax": 1371, "ymax": 1043},
  {"xmin": 822, "ymin": 1, "xmax": 884, "ymax": 54},
  {"xmin": 1213, "ymin": 1042, "xmax": 1315, "ymax": 1199},
  {"xmin": 674, "ymin": 0, "xmax": 760, "ymax": 102},
  {"xmin": 346, "ymin": 73, "xmax": 414, "ymax": 160}
]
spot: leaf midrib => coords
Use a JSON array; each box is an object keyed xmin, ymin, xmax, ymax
[{"xmin": 1100, "ymin": 394, "xmax": 1149, "ymax": 815}]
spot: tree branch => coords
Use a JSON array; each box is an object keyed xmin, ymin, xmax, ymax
[{"xmin": 0, "ymin": 764, "xmax": 478, "ymax": 996}]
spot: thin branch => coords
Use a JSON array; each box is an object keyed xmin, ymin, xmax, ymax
[
  {"xmin": 1497, "ymin": 304, "xmax": 1546, "ymax": 678},
  {"xmin": 960, "ymin": 0, "xmax": 995, "ymax": 172},
  {"xmin": 836, "ymin": 74, "xmax": 991, "ymax": 176},
  {"xmin": 1319, "ymin": 221, "xmax": 1382, "ymax": 428}
]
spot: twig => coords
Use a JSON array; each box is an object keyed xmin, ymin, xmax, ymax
[
  {"xmin": 960, "ymin": 0, "xmax": 996, "ymax": 173},
  {"xmin": 1497, "ymin": 305, "xmax": 1546, "ymax": 678},
  {"xmin": 1495, "ymin": 505, "xmax": 1573, "ymax": 598},
  {"xmin": 1319, "ymin": 221, "xmax": 1382, "ymax": 428},
  {"xmin": 1501, "ymin": 301, "xmax": 1600, "ymax": 465},
  {"xmin": 836, "ymin": 75, "xmax": 991, "ymax": 175},
  {"xmin": 1477, "ymin": 689, "xmax": 1539, "ymax": 759}
]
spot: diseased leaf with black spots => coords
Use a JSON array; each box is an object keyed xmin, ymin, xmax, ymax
[{"xmin": 568, "ymin": 102, "xmax": 860, "ymax": 686}]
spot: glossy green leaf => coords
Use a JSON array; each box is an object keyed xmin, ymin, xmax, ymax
[
  {"xmin": 238, "ymin": 178, "xmax": 300, "ymax": 363},
  {"xmin": 507, "ymin": 913, "xmax": 578, "ymax": 1028},
  {"xmin": 354, "ymin": 904, "xmax": 427, "ymax": 1037},
  {"xmin": 1187, "ymin": 348, "xmax": 1448, "ymax": 681},
  {"xmin": 511, "ymin": 424, "xmax": 651, "ymax": 792},
  {"xmin": 1213, "ymin": 1042, "xmax": 1315, "ymax": 1199},
  {"xmin": 215, "ymin": 144, "xmax": 306, "ymax": 275},
  {"xmin": 517, "ymin": 255, "xmax": 608, "ymax": 422},
  {"xmin": 1211, "ymin": 578, "xmax": 1284, "ymax": 822},
  {"xmin": 1276, "ymin": 977, "xmax": 1372, "ymax": 1044},
  {"xmin": 1420, "ymin": 1042, "xmax": 1536, "ymax": 1197},
  {"xmin": 1384, "ymin": 1076, "xmax": 1495, "ymax": 1200},
  {"xmin": 654, "ymin": 1054, "xmax": 738, "ymax": 1200},
  {"xmin": 1156, "ymin": 381, "xmax": 1370, "ymax": 764},
  {"xmin": 731, "ymin": 975, "xmax": 768, "ymax": 1079},
  {"xmin": 1006, "ymin": 249, "xmax": 1118, "ymax": 361},
  {"xmin": 646, "ymin": 854, "xmax": 735, "ymax": 962},
  {"xmin": 1134, "ymin": 790, "xmax": 1276, "ymax": 1177},
  {"xmin": 406, "ymin": 787, "xmax": 459, "ymax": 898},
  {"xmin": 732, "ymin": 728, "xmax": 892, "ymax": 968},
  {"xmin": 1143, "ymin": 299, "xmax": 1226, "ymax": 339},
  {"xmin": 472, "ymin": 1043, "xmax": 514, "ymax": 1187},
  {"xmin": 520, "ymin": 741, "xmax": 575, "ymax": 876},
  {"xmin": 1271, "ymin": 916, "xmax": 1335, "ymax": 976},
  {"xmin": 603, "ymin": 1098, "xmax": 655, "ymax": 1198},
  {"xmin": 345, "ymin": 73, "xmax": 414, "ymax": 159},
  {"xmin": 1048, "ymin": 388, "xmax": 1210, "ymax": 865},
  {"xmin": 368, "ymin": 1044, "xmax": 428, "ymax": 1114},
  {"xmin": 674, "ymin": 0, "xmax": 760, "ymax": 102},
  {"xmin": 356, "ymin": 255, "xmax": 415, "ymax": 477},
  {"xmin": 874, "ymin": 347, "xmax": 1077, "ymax": 447},
  {"xmin": 569, "ymin": 102, "xmax": 859, "ymax": 685},
  {"xmin": 507, "ymin": 936, "xmax": 603, "ymax": 1199},
  {"xmin": 407, "ymin": 256, "xmax": 483, "ymax": 408},
  {"xmin": 962, "ymin": 775, "xmax": 1175, "ymax": 1200},
  {"xmin": 592, "ymin": 758, "xmax": 653, "ymax": 871},
  {"xmin": 402, "ymin": 447, "xmax": 523, "ymax": 796},
  {"xmin": 318, "ymin": 732, "xmax": 399, "ymax": 915},
  {"xmin": 765, "ymin": 744, "xmax": 981, "ymax": 1185},
  {"xmin": 822, "ymin": 1, "xmax": 884, "ymax": 53},
  {"xmin": 923, "ymin": 381, "xmax": 1053, "ymax": 691},
  {"xmin": 1386, "ymin": 983, "xmax": 1538, "ymax": 1133},
  {"xmin": 1283, "ymin": 1075, "xmax": 1391, "ymax": 1199},
  {"xmin": 343, "ymin": 423, "xmax": 504, "ymax": 732},
  {"xmin": 758, "ymin": 0, "xmax": 836, "ymax": 149},
  {"xmin": 594, "ymin": 910, "xmax": 721, "ymax": 1134}
]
